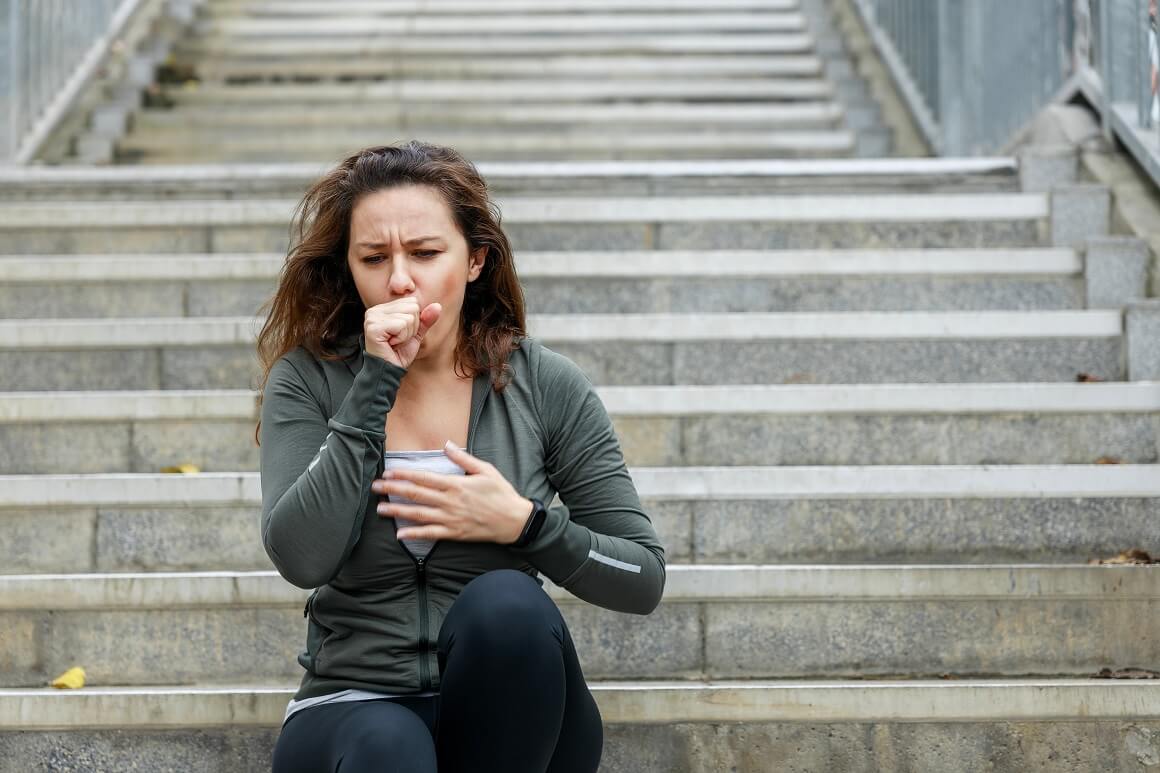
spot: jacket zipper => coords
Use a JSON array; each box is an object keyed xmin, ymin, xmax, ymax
[
  {"xmin": 404, "ymin": 375, "xmax": 488, "ymax": 692},
  {"xmin": 415, "ymin": 555, "xmax": 431, "ymax": 690}
]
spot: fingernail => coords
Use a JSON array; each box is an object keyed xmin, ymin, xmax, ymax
[{"xmin": 444, "ymin": 440, "xmax": 458, "ymax": 451}]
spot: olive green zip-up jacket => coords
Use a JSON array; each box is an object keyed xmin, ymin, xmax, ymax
[{"xmin": 260, "ymin": 332, "xmax": 666, "ymax": 701}]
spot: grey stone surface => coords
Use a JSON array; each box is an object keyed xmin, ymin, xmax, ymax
[
  {"xmin": 1051, "ymin": 184, "xmax": 1111, "ymax": 249},
  {"xmin": 1086, "ymin": 237, "xmax": 1150, "ymax": 309},
  {"xmin": 641, "ymin": 500, "xmax": 692, "ymax": 563},
  {"xmin": 544, "ymin": 342, "xmax": 674, "ymax": 387},
  {"xmin": 0, "ymin": 281, "xmax": 185, "ymax": 319},
  {"xmin": 0, "ymin": 423, "xmax": 132, "ymax": 475},
  {"xmin": 0, "ymin": 509, "xmax": 97, "ymax": 574},
  {"xmin": 1017, "ymin": 144, "xmax": 1078, "ymax": 192},
  {"xmin": 706, "ymin": 599, "xmax": 1160, "ymax": 678},
  {"xmin": 669, "ymin": 339, "xmax": 1123, "ymax": 385},
  {"xmin": 561, "ymin": 602, "xmax": 702, "ymax": 679},
  {"xmin": 1127, "ymin": 299, "xmax": 1160, "ymax": 380},
  {"xmin": 210, "ymin": 225, "xmax": 292, "ymax": 253},
  {"xmin": 97, "ymin": 506, "xmax": 269, "ymax": 572},
  {"xmin": 658, "ymin": 219, "xmax": 1046, "ymax": 250},
  {"xmin": 677, "ymin": 413, "xmax": 1160, "ymax": 466},
  {"xmin": 160, "ymin": 345, "xmax": 262, "ymax": 390},
  {"xmin": 523, "ymin": 276, "xmax": 1083, "ymax": 314},
  {"xmin": 506, "ymin": 223, "xmax": 654, "ymax": 251},
  {"xmin": 0, "ymin": 349, "xmax": 158, "ymax": 391},
  {"xmin": 0, "ymin": 613, "xmax": 44, "ymax": 685},
  {"xmin": 0, "ymin": 729, "xmax": 280, "ymax": 773},
  {"xmin": 3, "ymin": 721, "xmax": 1159, "ymax": 773},
  {"xmin": 30, "ymin": 608, "xmax": 303, "ymax": 686},
  {"xmin": 130, "ymin": 419, "xmax": 258, "ymax": 473},
  {"xmin": 690, "ymin": 497, "xmax": 1160, "ymax": 564},
  {"xmin": 0, "ymin": 227, "xmax": 210, "ymax": 254},
  {"xmin": 601, "ymin": 720, "xmax": 1160, "ymax": 773},
  {"xmin": 187, "ymin": 279, "xmax": 277, "ymax": 316}
]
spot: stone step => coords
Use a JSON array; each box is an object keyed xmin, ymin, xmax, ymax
[
  {"xmin": 183, "ymin": 53, "xmax": 827, "ymax": 82},
  {"xmin": 2, "ymin": 565, "xmax": 1156, "ymax": 686},
  {"xmin": 0, "ymin": 158, "xmax": 1022, "ymax": 201},
  {"xmin": 117, "ymin": 128, "xmax": 858, "ymax": 164},
  {"xmin": 134, "ymin": 100, "xmax": 846, "ymax": 131},
  {"xmin": 0, "ymin": 192, "xmax": 1048, "ymax": 253},
  {"xmin": 173, "ymin": 32, "xmax": 817, "ymax": 58},
  {"xmin": 1, "ymin": 381, "xmax": 1155, "ymax": 472},
  {"xmin": 1, "ymin": 466, "xmax": 1156, "ymax": 573},
  {"xmin": 0, "ymin": 310, "xmax": 1121, "ymax": 390},
  {"xmin": 207, "ymin": 0, "xmax": 802, "ymax": 14},
  {"xmin": 197, "ymin": 12, "xmax": 809, "ymax": 38},
  {"xmin": 3, "ymin": 681, "xmax": 1158, "ymax": 771},
  {"xmin": 156, "ymin": 78, "xmax": 836, "ymax": 106},
  {"xmin": 0, "ymin": 248, "xmax": 1084, "ymax": 318}
]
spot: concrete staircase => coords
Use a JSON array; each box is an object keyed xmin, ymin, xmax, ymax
[
  {"xmin": 108, "ymin": 0, "xmax": 890, "ymax": 163},
  {"xmin": 2, "ymin": 0, "xmax": 1159, "ymax": 771}
]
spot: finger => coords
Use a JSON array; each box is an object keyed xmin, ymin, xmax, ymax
[
  {"xmin": 383, "ymin": 468, "xmax": 457, "ymax": 492},
  {"xmin": 378, "ymin": 502, "xmax": 443, "ymax": 521},
  {"xmin": 397, "ymin": 525, "xmax": 456, "ymax": 541},
  {"xmin": 371, "ymin": 312, "xmax": 417, "ymax": 346},
  {"xmin": 442, "ymin": 440, "xmax": 489, "ymax": 474},
  {"xmin": 385, "ymin": 312, "xmax": 419, "ymax": 345},
  {"xmin": 380, "ymin": 480, "xmax": 451, "ymax": 508},
  {"xmin": 414, "ymin": 303, "xmax": 442, "ymax": 343}
]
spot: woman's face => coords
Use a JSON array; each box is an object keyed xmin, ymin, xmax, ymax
[{"xmin": 347, "ymin": 184, "xmax": 485, "ymax": 362}]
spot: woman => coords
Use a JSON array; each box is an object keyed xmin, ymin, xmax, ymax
[{"xmin": 255, "ymin": 141, "xmax": 666, "ymax": 773}]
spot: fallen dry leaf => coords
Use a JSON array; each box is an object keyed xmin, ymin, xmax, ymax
[
  {"xmin": 1094, "ymin": 456, "xmax": 1123, "ymax": 465},
  {"xmin": 160, "ymin": 463, "xmax": 201, "ymax": 474},
  {"xmin": 50, "ymin": 666, "xmax": 86, "ymax": 689},
  {"xmin": 1087, "ymin": 548, "xmax": 1158, "ymax": 565},
  {"xmin": 1076, "ymin": 373, "xmax": 1106, "ymax": 382}
]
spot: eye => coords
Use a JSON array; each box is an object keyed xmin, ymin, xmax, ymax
[
  {"xmin": 363, "ymin": 255, "xmax": 385, "ymax": 264},
  {"xmin": 414, "ymin": 250, "xmax": 439, "ymax": 259}
]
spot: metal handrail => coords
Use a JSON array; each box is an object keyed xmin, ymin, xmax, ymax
[
  {"xmin": 853, "ymin": 0, "xmax": 1160, "ymax": 189},
  {"xmin": 0, "ymin": 0, "xmax": 148, "ymax": 165}
]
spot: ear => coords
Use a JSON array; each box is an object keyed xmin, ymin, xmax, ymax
[{"xmin": 467, "ymin": 246, "xmax": 486, "ymax": 282}]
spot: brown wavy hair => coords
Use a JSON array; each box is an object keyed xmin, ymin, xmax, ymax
[{"xmin": 253, "ymin": 141, "xmax": 527, "ymax": 445}]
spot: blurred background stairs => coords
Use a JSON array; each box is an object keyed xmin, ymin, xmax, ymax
[{"xmin": 1, "ymin": 0, "xmax": 1158, "ymax": 770}]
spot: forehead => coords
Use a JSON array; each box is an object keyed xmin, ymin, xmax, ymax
[{"xmin": 349, "ymin": 185, "xmax": 457, "ymax": 238}]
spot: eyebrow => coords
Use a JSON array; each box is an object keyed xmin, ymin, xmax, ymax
[{"xmin": 355, "ymin": 236, "xmax": 443, "ymax": 249}]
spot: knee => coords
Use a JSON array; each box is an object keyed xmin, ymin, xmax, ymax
[
  {"xmin": 343, "ymin": 707, "xmax": 436, "ymax": 770},
  {"xmin": 442, "ymin": 570, "xmax": 562, "ymax": 652}
]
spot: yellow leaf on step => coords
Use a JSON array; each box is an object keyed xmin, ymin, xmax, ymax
[
  {"xmin": 50, "ymin": 667, "xmax": 86, "ymax": 689},
  {"xmin": 160, "ymin": 464, "xmax": 201, "ymax": 474}
]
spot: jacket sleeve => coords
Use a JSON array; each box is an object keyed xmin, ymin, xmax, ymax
[
  {"xmin": 259, "ymin": 349, "xmax": 407, "ymax": 589},
  {"xmin": 510, "ymin": 345, "xmax": 667, "ymax": 615}
]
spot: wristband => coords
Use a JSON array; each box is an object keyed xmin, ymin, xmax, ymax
[{"xmin": 513, "ymin": 498, "xmax": 547, "ymax": 548}]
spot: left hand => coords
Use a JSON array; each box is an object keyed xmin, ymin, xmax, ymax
[{"xmin": 371, "ymin": 441, "xmax": 533, "ymax": 544}]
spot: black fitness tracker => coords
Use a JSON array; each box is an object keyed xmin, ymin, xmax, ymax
[{"xmin": 513, "ymin": 498, "xmax": 548, "ymax": 548}]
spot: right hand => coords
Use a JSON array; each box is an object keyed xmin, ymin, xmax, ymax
[{"xmin": 364, "ymin": 298, "xmax": 443, "ymax": 369}]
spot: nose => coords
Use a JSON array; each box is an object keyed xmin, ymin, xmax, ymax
[{"xmin": 387, "ymin": 258, "xmax": 415, "ymax": 296}]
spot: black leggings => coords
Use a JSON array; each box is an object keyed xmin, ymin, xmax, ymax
[{"xmin": 271, "ymin": 569, "xmax": 603, "ymax": 773}]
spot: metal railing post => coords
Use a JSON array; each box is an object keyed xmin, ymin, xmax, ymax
[
  {"xmin": 1, "ymin": 0, "xmax": 24, "ymax": 163},
  {"xmin": 1098, "ymin": 0, "xmax": 1113, "ymax": 141},
  {"xmin": 936, "ymin": 0, "xmax": 962, "ymax": 154},
  {"xmin": 1138, "ymin": 0, "xmax": 1150, "ymax": 127}
]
